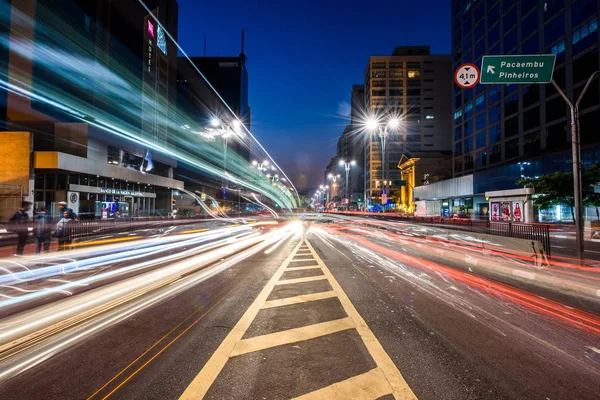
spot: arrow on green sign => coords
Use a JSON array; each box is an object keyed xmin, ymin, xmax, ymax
[{"xmin": 480, "ymin": 54, "xmax": 556, "ymax": 84}]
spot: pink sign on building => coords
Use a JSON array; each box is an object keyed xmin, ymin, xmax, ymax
[{"xmin": 147, "ymin": 20, "xmax": 155, "ymax": 37}]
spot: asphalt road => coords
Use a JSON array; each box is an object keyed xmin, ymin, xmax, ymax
[{"xmin": 0, "ymin": 216, "xmax": 599, "ymax": 399}]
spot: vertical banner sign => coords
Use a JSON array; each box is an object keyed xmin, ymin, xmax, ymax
[
  {"xmin": 512, "ymin": 202, "xmax": 523, "ymax": 222},
  {"xmin": 67, "ymin": 191, "xmax": 80, "ymax": 215},
  {"xmin": 501, "ymin": 202, "xmax": 511, "ymax": 221},
  {"xmin": 491, "ymin": 202, "xmax": 500, "ymax": 221}
]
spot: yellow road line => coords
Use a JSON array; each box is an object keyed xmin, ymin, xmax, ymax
[
  {"xmin": 274, "ymin": 275, "xmax": 327, "ymax": 285},
  {"xmin": 229, "ymin": 317, "xmax": 354, "ymax": 357},
  {"xmin": 70, "ymin": 236, "xmax": 142, "ymax": 248},
  {"xmin": 261, "ymin": 291, "xmax": 337, "ymax": 309},
  {"xmin": 179, "ymin": 238, "xmax": 417, "ymax": 400},
  {"xmin": 304, "ymin": 241, "xmax": 417, "ymax": 400},
  {"xmin": 289, "ymin": 258, "xmax": 316, "ymax": 262},
  {"xmin": 292, "ymin": 368, "xmax": 391, "ymax": 400},
  {"xmin": 285, "ymin": 265, "xmax": 322, "ymax": 271},
  {"xmin": 179, "ymin": 228, "xmax": 209, "ymax": 234},
  {"xmin": 179, "ymin": 239, "xmax": 305, "ymax": 400}
]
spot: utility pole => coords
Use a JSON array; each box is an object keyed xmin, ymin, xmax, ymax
[{"xmin": 552, "ymin": 71, "xmax": 600, "ymax": 261}]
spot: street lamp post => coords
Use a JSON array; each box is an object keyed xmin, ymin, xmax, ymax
[
  {"xmin": 328, "ymin": 174, "xmax": 341, "ymax": 204},
  {"xmin": 552, "ymin": 71, "xmax": 600, "ymax": 261},
  {"xmin": 252, "ymin": 159, "xmax": 270, "ymax": 173},
  {"xmin": 367, "ymin": 117, "xmax": 400, "ymax": 213},
  {"xmin": 206, "ymin": 117, "xmax": 243, "ymax": 190},
  {"xmin": 339, "ymin": 159, "xmax": 356, "ymax": 208}
]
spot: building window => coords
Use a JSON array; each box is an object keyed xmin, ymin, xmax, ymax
[
  {"xmin": 390, "ymin": 62, "xmax": 403, "ymax": 69},
  {"xmin": 504, "ymin": 93, "xmax": 519, "ymax": 116},
  {"xmin": 407, "ymin": 88, "xmax": 421, "ymax": 96},
  {"xmin": 372, "ymin": 89, "xmax": 386, "ymax": 97},
  {"xmin": 390, "ymin": 70, "xmax": 404, "ymax": 78},
  {"xmin": 489, "ymin": 104, "xmax": 500, "ymax": 124},
  {"xmin": 523, "ymin": 85, "xmax": 540, "ymax": 108},
  {"xmin": 544, "ymin": 14, "xmax": 565, "ymax": 47},
  {"xmin": 464, "ymin": 137, "xmax": 473, "ymax": 153},
  {"xmin": 505, "ymin": 138, "xmax": 520, "ymax": 159},
  {"xmin": 372, "ymin": 70, "xmax": 386, "ymax": 78},
  {"xmin": 489, "ymin": 85, "xmax": 500, "ymax": 103},
  {"xmin": 523, "ymin": 34, "xmax": 539, "ymax": 54},
  {"xmin": 504, "ymin": 28, "xmax": 518, "ymax": 52},
  {"xmin": 489, "ymin": 124, "xmax": 502, "ymax": 144},
  {"xmin": 572, "ymin": 17, "xmax": 598, "ymax": 51},
  {"xmin": 372, "ymin": 62, "xmax": 387, "ymax": 69},
  {"xmin": 523, "ymin": 106, "xmax": 540, "ymax": 131},
  {"xmin": 454, "ymin": 126, "xmax": 462, "ymax": 140},
  {"xmin": 551, "ymin": 39, "xmax": 565, "ymax": 55},
  {"xmin": 505, "ymin": 116, "xmax": 519, "ymax": 138},
  {"xmin": 107, "ymin": 146, "xmax": 121, "ymax": 165},
  {"xmin": 476, "ymin": 130, "xmax": 486, "ymax": 148},
  {"xmin": 475, "ymin": 93, "xmax": 485, "ymax": 112},
  {"xmin": 425, "ymin": 115, "xmax": 434, "ymax": 120},
  {"xmin": 454, "ymin": 109, "xmax": 463, "ymax": 121},
  {"xmin": 389, "ymin": 89, "xmax": 404, "ymax": 96},
  {"xmin": 464, "ymin": 154, "xmax": 474, "ymax": 170},
  {"xmin": 455, "ymin": 141, "xmax": 463, "ymax": 155},
  {"xmin": 488, "ymin": 22, "xmax": 500, "ymax": 46},
  {"xmin": 524, "ymin": 131, "xmax": 541, "ymax": 154},
  {"xmin": 389, "ymin": 80, "xmax": 403, "ymax": 87},
  {"xmin": 407, "ymin": 70, "xmax": 421, "ymax": 79},
  {"xmin": 489, "ymin": 144, "xmax": 501, "ymax": 163},
  {"xmin": 476, "ymin": 150, "xmax": 487, "ymax": 168},
  {"xmin": 372, "ymin": 80, "xmax": 386, "ymax": 87},
  {"xmin": 546, "ymin": 96, "xmax": 567, "ymax": 122},
  {"xmin": 475, "ymin": 112, "xmax": 486, "ymax": 131},
  {"xmin": 522, "ymin": 9, "xmax": 539, "ymax": 39},
  {"xmin": 572, "ymin": 0, "xmax": 598, "ymax": 27}
]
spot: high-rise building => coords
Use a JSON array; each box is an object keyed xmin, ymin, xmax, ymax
[
  {"xmin": 363, "ymin": 46, "xmax": 452, "ymax": 208},
  {"xmin": 184, "ymin": 52, "xmax": 251, "ymax": 161},
  {"xmin": 0, "ymin": 0, "xmax": 184, "ymax": 220},
  {"xmin": 451, "ymin": 0, "xmax": 600, "ymax": 193}
]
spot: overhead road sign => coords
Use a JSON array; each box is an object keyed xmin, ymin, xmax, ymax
[
  {"xmin": 480, "ymin": 54, "xmax": 556, "ymax": 84},
  {"xmin": 454, "ymin": 63, "xmax": 480, "ymax": 88}
]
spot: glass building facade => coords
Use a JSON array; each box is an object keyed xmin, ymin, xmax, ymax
[{"xmin": 451, "ymin": 0, "xmax": 600, "ymax": 181}]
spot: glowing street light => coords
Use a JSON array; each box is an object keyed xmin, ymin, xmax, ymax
[
  {"xmin": 365, "ymin": 116, "xmax": 401, "ymax": 213},
  {"xmin": 338, "ymin": 159, "xmax": 357, "ymax": 207}
]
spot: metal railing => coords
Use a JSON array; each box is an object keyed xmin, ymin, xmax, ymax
[{"xmin": 330, "ymin": 212, "xmax": 552, "ymax": 256}]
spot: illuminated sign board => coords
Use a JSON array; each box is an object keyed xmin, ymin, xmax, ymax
[
  {"xmin": 100, "ymin": 188, "xmax": 144, "ymax": 197},
  {"xmin": 147, "ymin": 20, "xmax": 155, "ymax": 37}
]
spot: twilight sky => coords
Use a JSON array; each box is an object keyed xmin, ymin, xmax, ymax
[{"xmin": 176, "ymin": 0, "xmax": 451, "ymax": 190}]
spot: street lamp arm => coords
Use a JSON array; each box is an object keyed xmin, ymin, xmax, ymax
[{"xmin": 575, "ymin": 71, "xmax": 600, "ymax": 110}]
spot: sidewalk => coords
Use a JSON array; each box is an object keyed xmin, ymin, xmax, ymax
[{"xmin": 0, "ymin": 239, "xmax": 60, "ymax": 257}]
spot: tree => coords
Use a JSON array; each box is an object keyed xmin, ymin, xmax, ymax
[
  {"xmin": 517, "ymin": 163, "xmax": 600, "ymax": 222},
  {"xmin": 391, "ymin": 190, "xmax": 402, "ymax": 210}
]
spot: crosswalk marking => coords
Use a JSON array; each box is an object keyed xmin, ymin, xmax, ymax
[
  {"xmin": 274, "ymin": 275, "xmax": 328, "ymax": 285},
  {"xmin": 229, "ymin": 317, "xmax": 354, "ymax": 357},
  {"xmin": 285, "ymin": 265, "xmax": 322, "ymax": 271},
  {"xmin": 179, "ymin": 239, "xmax": 417, "ymax": 400},
  {"xmin": 292, "ymin": 368, "xmax": 391, "ymax": 400},
  {"xmin": 261, "ymin": 291, "xmax": 338, "ymax": 309}
]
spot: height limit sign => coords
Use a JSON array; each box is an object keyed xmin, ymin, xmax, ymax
[{"xmin": 454, "ymin": 63, "xmax": 480, "ymax": 89}]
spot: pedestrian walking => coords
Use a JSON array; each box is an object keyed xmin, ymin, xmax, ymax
[
  {"xmin": 8, "ymin": 201, "xmax": 32, "ymax": 255},
  {"xmin": 55, "ymin": 211, "xmax": 73, "ymax": 251},
  {"xmin": 58, "ymin": 201, "xmax": 79, "ymax": 221},
  {"xmin": 33, "ymin": 207, "xmax": 52, "ymax": 253}
]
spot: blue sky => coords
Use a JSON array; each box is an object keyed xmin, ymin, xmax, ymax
[{"xmin": 176, "ymin": 0, "xmax": 451, "ymax": 189}]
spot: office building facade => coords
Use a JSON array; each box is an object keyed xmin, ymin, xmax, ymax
[
  {"xmin": 0, "ymin": 0, "xmax": 183, "ymax": 219},
  {"xmin": 451, "ymin": 0, "xmax": 600, "ymax": 180},
  {"xmin": 363, "ymin": 46, "xmax": 452, "ymax": 208}
]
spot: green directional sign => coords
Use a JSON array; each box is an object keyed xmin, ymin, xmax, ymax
[{"xmin": 480, "ymin": 55, "xmax": 556, "ymax": 84}]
